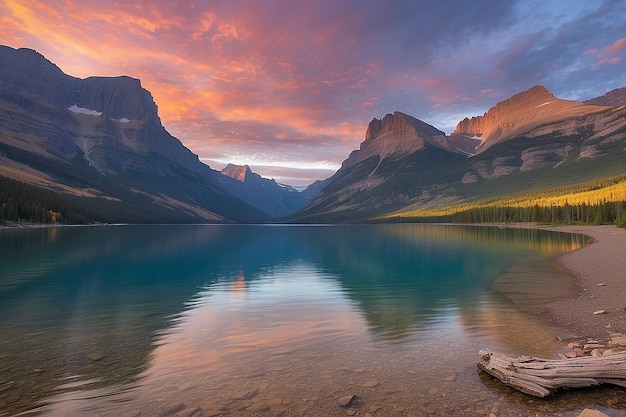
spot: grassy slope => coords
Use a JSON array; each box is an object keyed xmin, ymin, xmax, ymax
[{"xmin": 0, "ymin": 142, "xmax": 267, "ymax": 224}]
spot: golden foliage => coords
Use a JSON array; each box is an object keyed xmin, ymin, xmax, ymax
[{"xmin": 385, "ymin": 176, "xmax": 626, "ymax": 219}]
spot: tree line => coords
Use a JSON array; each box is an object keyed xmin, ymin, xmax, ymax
[
  {"xmin": 0, "ymin": 176, "xmax": 208, "ymax": 225},
  {"xmin": 414, "ymin": 200, "xmax": 626, "ymax": 227},
  {"xmin": 0, "ymin": 176, "xmax": 101, "ymax": 224},
  {"xmin": 2, "ymin": 174, "xmax": 626, "ymax": 227}
]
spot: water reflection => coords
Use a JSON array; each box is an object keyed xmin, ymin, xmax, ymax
[{"xmin": 1, "ymin": 224, "xmax": 613, "ymax": 417}]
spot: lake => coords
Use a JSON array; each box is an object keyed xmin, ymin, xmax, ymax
[{"xmin": 0, "ymin": 224, "xmax": 623, "ymax": 416}]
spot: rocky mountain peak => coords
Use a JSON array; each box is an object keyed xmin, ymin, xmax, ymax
[
  {"xmin": 365, "ymin": 111, "xmax": 444, "ymax": 142},
  {"xmin": 221, "ymin": 164, "xmax": 253, "ymax": 182},
  {"xmin": 453, "ymin": 85, "xmax": 555, "ymax": 137},
  {"xmin": 452, "ymin": 85, "xmax": 606, "ymax": 150},
  {"xmin": 76, "ymin": 76, "xmax": 160, "ymax": 122},
  {"xmin": 343, "ymin": 111, "xmax": 445, "ymax": 169}
]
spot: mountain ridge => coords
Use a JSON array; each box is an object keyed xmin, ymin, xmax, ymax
[
  {"xmin": 453, "ymin": 85, "xmax": 611, "ymax": 151},
  {"xmin": 0, "ymin": 46, "xmax": 270, "ymax": 222},
  {"xmin": 1, "ymin": 45, "xmax": 625, "ymax": 225},
  {"xmin": 290, "ymin": 84, "xmax": 626, "ymax": 222},
  {"xmin": 585, "ymin": 86, "xmax": 626, "ymax": 107}
]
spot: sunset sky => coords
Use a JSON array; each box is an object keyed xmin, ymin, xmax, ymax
[{"xmin": 2, "ymin": 0, "xmax": 626, "ymax": 186}]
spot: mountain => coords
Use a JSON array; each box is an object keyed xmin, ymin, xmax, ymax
[
  {"xmin": 291, "ymin": 85, "xmax": 626, "ymax": 223},
  {"xmin": 585, "ymin": 86, "xmax": 626, "ymax": 107},
  {"xmin": 291, "ymin": 112, "xmax": 470, "ymax": 222},
  {"xmin": 0, "ymin": 46, "xmax": 274, "ymax": 223},
  {"xmin": 218, "ymin": 163, "xmax": 315, "ymax": 217},
  {"xmin": 3, "ymin": 45, "xmax": 624, "ymax": 225},
  {"xmin": 453, "ymin": 85, "xmax": 610, "ymax": 151}
]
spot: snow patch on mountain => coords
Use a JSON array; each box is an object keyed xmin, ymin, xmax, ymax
[{"xmin": 69, "ymin": 105, "xmax": 102, "ymax": 116}]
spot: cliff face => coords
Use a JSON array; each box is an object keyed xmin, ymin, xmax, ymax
[
  {"xmin": 453, "ymin": 85, "xmax": 610, "ymax": 150},
  {"xmin": 68, "ymin": 76, "xmax": 202, "ymax": 175},
  {"xmin": 0, "ymin": 45, "xmax": 269, "ymax": 222},
  {"xmin": 0, "ymin": 46, "xmax": 203, "ymax": 176},
  {"xmin": 221, "ymin": 164, "xmax": 252, "ymax": 182},
  {"xmin": 342, "ymin": 111, "xmax": 445, "ymax": 170}
]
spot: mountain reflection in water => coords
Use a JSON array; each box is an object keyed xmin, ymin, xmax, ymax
[{"xmin": 4, "ymin": 224, "xmax": 617, "ymax": 417}]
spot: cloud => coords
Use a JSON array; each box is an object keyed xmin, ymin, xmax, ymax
[
  {"xmin": 1, "ymin": 0, "xmax": 626, "ymax": 185},
  {"xmin": 585, "ymin": 38, "xmax": 626, "ymax": 66}
]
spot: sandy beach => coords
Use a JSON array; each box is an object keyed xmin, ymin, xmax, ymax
[{"xmin": 530, "ymin": 225, "xmax": 626, "ymax": 341}]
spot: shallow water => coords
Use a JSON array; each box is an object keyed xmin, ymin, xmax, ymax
[{"xmin": 0, "ymin": 224, "xmax": 624, "ymax": 416}]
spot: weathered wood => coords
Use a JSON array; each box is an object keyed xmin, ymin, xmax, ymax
[{"xmin": 477, "ymin": 349, "xmax": 626, "ymax": 397}]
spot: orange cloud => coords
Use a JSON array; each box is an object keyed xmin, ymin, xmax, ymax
[{"xmin": 4, "ymin": 0, "xmax": 622, "ymax": 185}]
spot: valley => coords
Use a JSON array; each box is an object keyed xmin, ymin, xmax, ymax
[{"xmin": 1, "ymin": 45, "xmax": 625, "ymax": 226}]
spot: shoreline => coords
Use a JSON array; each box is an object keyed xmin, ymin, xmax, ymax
[
  {"xmin": 485, "ymin": 223, "xmax": 626, "ymax": 343},
  {"xmin": 536, "ymin": 225, "xmax": 626, "ymax": 341},
  {"xmin": 426, "ymin": 222, "xmax": 626, "ymax": 346}
]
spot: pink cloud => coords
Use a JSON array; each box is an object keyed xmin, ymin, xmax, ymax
[
  {"xmin": 2, "ymin": 0, "xmax": 625, "ymax": 185},
  {"xmin": 585, "ymin": 38, "xmax": 626, "ymax": 67},
  {"xmin": 606, "ymin": 38, "xmax": 626, "ymax": 54}
]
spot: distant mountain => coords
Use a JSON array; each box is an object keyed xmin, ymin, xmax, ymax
[
  {"xmin": 0, "ymin": 45, "xmax": 269, "ymax": 223},
  {"xmin": 291, "ymin": 85, "xmax": 626, "ymax": 222},
  {"xmin": 585, "ymin": 86, "xmax": 626, "ymax": 107},
  {"xmin": 219, "ymin": 163, "xmax": 317, "ymax": 217}
]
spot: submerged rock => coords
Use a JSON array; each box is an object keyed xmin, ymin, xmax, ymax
[
  {"xmin": 363, "ymin": 380, "xmax": 379, "ymax": 388},
  {"xmin": 86, "ymin": 353, "xmax": 104, "ymax": 361},
  {"xmin": 338, "ymin": 394, "xmax": 357, "ymax": 407},
  {"xmin": 578, "ymin": 409, "xmax": 609, "ymax": 417}
]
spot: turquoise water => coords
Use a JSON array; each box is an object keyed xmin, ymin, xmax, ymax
[{"xmin": 0, "ymin": 224, "xmax": 623, "ymax": 416}]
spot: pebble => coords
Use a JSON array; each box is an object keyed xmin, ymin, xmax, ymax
[
  {"xmin": 363, "ymin": 380, "xmax": 378, "ymax": 388},
  {"xmin": 610, "ymin": 334, "xmax": 626, "ymax": 347},
  {"xmin": 5, "ymin": 394, "xmax": 21, "ymax": 404},
  {"xmin": 578, "ymin": 409, "xmax": 609, "ymax": 417},
  {"xmin": 86, "ymin": 353, "xmax": 105, "ymax": 361},
  {"xmin": 584, "ymin": 343, "xmax": 603, "ymax": 350}
]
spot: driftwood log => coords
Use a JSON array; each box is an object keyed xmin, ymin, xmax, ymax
[{"xmin": 478, "ymin": 349, "xmax": 626, "ymax": 397}]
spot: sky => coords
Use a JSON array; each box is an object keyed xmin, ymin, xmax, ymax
[{"xmin": 2, "ymin": 0, "xmax": 626, "ymax": 186}]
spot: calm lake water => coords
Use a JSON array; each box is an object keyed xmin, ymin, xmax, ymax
[{"xmin": 1, "ymin": 224, "xmax": 624, "ymax": 416}]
